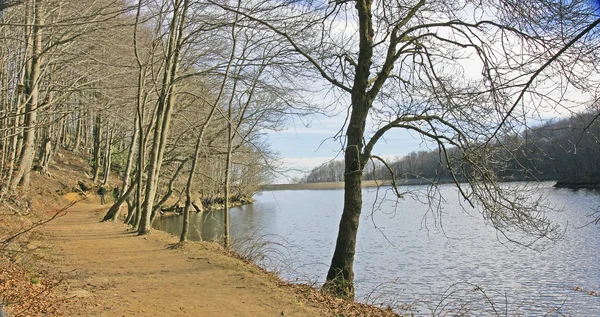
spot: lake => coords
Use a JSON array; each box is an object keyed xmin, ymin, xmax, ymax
[{"xmin": 154, "ymin": 182, "xmax": 600, "ymax": 316}]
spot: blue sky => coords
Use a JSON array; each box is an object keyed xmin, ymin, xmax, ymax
[
  {"xmin": 264, "ymin": 2, "xmax": 600, "ymax": 184},
  {"xmin": 267, "ymin": 110, "xmax": 425, "ymax": 183},
  {"xmin": 266, "ymin": 86, "xmax": 594, "ymax": 184}
]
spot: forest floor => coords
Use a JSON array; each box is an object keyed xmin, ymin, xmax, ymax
[{"xmin": 0, "ymin": 151, "xmax": 402, "ymax": 317}]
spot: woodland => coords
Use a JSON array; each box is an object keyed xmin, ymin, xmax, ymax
[
  {"xmin": 2, "ymin": 0, "xmax": 600, "ymax": 302},
  {"xmin": 300, "ymin": 110, "xmax": 600, "ymax": 185},
  {"xmin": 0, "ymin": 0, "xmax": 297, "ymax": 248}
]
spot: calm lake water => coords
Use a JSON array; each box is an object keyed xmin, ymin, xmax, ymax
[{"xmin": 154, "ymin": 183, "xmax": 600, "ymax": 316}]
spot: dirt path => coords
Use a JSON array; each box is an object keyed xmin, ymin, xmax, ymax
[{"xmin": 44, "ymin": 202, "xmax": 325, "ymax": 316}]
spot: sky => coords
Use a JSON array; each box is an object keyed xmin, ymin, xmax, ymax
[
  {"xmin": 266, "ymin": 70, "xmax": 596, "ymax": 184},
  {"xmin": 263, "ymin": 1, "xmax": 600, "ymax": 184},
  {"xmin": 267, "ymin": 110, "xmax": 431, "ymax": 184}
]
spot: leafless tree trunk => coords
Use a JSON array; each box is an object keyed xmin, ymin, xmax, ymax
[
  {"xmin": 103, "ymin": 115, "xmax": 139, "ymax": 221},
  {"xmin": 11, "ymin": 0, "xmax": 43, "ymax": 191},
  {"xmin": 139, "ymin": 0, "xmax": 189, "ymax": 235},
  {"xmin": 73, "ymin": 110, "xmax": 82, "ymax": 152},
  {"xmin": 180, "ymin": 2, "xmax": 239, "ymax": 242},
  {"xmin": 92, "ymin": 114, "xmax": 102, "ymax": 183},
  {"xmin": 179, "ymin": 109, "xmax": 217, "ymax": 242},
  {"xmin": 102, "ymin": 176, "xmax": 137, "ymax": 222},
  {"xmin": 38, "ymin": 136, "xmax": 51, "ymax": 175},
  {"xmin": 102, "ymin": 128, "xmax": 112, "ymax": 185}
]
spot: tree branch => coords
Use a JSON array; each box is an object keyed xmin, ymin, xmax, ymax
[{"xmin": 205, "ymin": 0, "xmax": 352, "ymax": 93}]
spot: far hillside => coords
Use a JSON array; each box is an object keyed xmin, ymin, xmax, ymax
[{"xmin": 298, "ymin": 111, "xmax": 600, "ymax": 188}]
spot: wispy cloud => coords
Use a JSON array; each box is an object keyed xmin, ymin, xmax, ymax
[
  {"xmin": 273, "ymin": 127, "xmax": 339, "ymax": 136},
  {"xmin": 281, "ymin": 156, "xmax": 339, "ymax": 169},
  {"xmin": 271, "ymin": 156, "xmax": 340, "ymax": 184}
]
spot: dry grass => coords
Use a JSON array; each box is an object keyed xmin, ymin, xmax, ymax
[
  {"xmin": 0, "ymin": 150, "xmax": 97, "ymax": 316},
  {"xmin": 286, "ymin": 283, "xmax": 403, "ymax": 317}
]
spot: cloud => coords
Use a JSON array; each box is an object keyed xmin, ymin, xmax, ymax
[
  {"xmin": 273, "ymin": 127, "xmax": 339, "ymax": 136},
  {"xmin": 271, "ymin": 156, "xmax": 341, "ymax": 184},
  {"xmin": 281, "ymin": 156, "xmax": 339, "ymax": 170}
]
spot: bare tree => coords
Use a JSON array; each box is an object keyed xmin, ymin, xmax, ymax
[
  {"xmin": 205, "ymin": 0, "xmax": 598, "ymax": 298},
  {"xmin": 178, "ymin": 9, "xmax": 238, "ymax": 241},
  {"xmin": 10, "ymin": 0, "xmax": 43, "ymax": 191},
  {"xmin": 0, "ymin": 0, "xmax": 139, "ymax": 196},
  {"xmin": 138, "ymin": 0, "xmax": 190, "ymax": 235}
]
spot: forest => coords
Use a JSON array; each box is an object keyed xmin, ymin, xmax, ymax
[
  {"xmin": 2, "ymin": 0, "xmax": 600, "ymax": 301},
  {"xmin": 300, "ymin": 110, "xmax": 600, "ymax": 185},
  {"xmin": 0, "ymin": 0, "xmax": 307, "ymax": 244}
]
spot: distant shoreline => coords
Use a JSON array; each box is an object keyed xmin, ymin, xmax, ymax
[
  {"xmin": 261, "ymin": 178, "xmax": 600, "ymax": 191},
  {"xmin": 259, "ymin": 179, "xmax": 441, "ymax": 191},
  {"xmin": 553, "ymin": 178, "xmax": 600, "ymax": 190},
  {"xmin": 260, "ymin": 181, "xmax": 382, "ymax": 191}
]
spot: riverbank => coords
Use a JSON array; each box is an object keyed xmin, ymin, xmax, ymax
[
  {"xmin": 261, "ymin": 180, "xmax": 397, "ymax": 191},
  {"xmin": 159, "ymin": 198, "xmax": 254, "ymax": 218},
  {"xmin": 5, "ymin": 199, "xmax": 401, "ymax": 316},
  {"xmin": 264, "ymin": 177, "xmax": 597, "ymax": 191},
  {"xmin": 553, "ymin": 177, "xmax": 600, "ymax": 190},
  {"xmin": 0, "ymin": 150, "xmax": 402, "ymax": 316},
  {"xmin": 260, "ymin": 178, "xmax": 465, "ymax": 191}
]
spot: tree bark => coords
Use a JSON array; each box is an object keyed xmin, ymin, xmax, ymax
[
  {"xmin": 102, "ymin": 128, "xmax": 112, "ymax": 185},
  {"xmin": 103, "ymin": 113, "xmax": 139, "ymax": 222},
  {"xmin": 323, "ymin": 113, "xmax": 367, "ymax": 299},
  {"xmin": 180, "ymin": 142, "xmax": 199, "ymax": 242},
  {"xmin": 223, "ymin": 107, "xmax": 233, "ymax": 249},
  {"xmin": 102, "ymin": 178, "xmax": 137, "ymax": 222},
  {"xmin": 323, "ymin": 0, "xmax": 374, "ymax": 299},
  {"xmin": 138, "ymin": 0, "xmax": 189, "ymax": 235},
  {"xmin": 73, "ymin": 110, "xmax": 81, "ymax": 152},
  {"xmin": 11, "ymin": 0, "xmax": 43, "ymax": 191},
  {"xmin": 92, "ymin": 114, "xmax": 102, "ymax": 183}
]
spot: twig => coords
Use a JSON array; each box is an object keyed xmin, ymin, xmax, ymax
[{"xmin": 1, "ymin": 199, "xmax": 82, "ymax": 246}]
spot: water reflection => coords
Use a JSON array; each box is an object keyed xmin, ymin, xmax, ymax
[
  {"xmin": 154, "ymin": 210, "xmax": 224, "ymax": 241},
  {"xmin": 154, "ymin": 183, "xmax": 600, "ymax": 315}
]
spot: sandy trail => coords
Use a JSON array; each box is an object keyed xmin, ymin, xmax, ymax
[{"xmin": 44, "ymin": 202, "xmax": 324, "ymax": 316}]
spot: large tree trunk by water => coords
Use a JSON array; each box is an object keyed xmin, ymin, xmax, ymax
[
  {"xmin": 323, "ymin": 0, "xmax": 374, "ymax": 299},
  {"xmin": 323, "ymin": 126, "xmax": 366, "ymax": 299}
]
